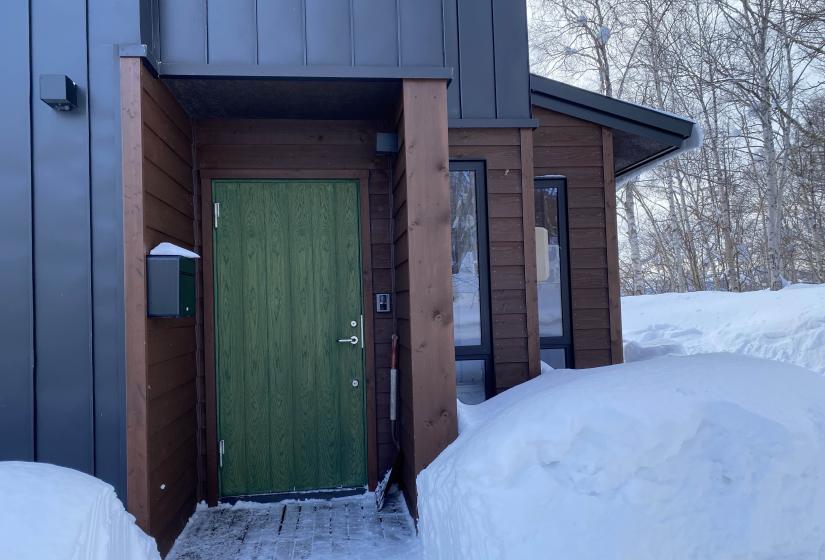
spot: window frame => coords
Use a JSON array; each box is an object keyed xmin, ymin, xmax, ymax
[
  {"xmin": 535, "ymin": 176, "xmax": 574, "ymax": 368},
  {"xmin": 450, "ymin": 160, "xmax": 495, "ymax": 400}
]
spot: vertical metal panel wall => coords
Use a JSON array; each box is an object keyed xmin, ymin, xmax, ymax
[
  {"xmin": 0, "ymin": 0, "xmax": 141, "ymax": 498},
  {"xmin": 153, "ymin": 0, "xmax": 530, "ymax": 120},
  {"xmin": 0, "ymin": 1, "xmax": 35, "ymax": 462},
  {"xmin": 157, "ymin": 0, "xmax": 447, "ymax": 74},
  {"xmin": 445, "ymin": 0, "xmax": 532, "ymax": 122}
]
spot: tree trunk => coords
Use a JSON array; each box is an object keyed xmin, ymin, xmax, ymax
[
  {"xmin": 758, "ymin": 65, "xmax": 783, "ymax": 290},
  {"xmin": 624, "ymin": 182, "xmax": 644, "ymax": 295}
]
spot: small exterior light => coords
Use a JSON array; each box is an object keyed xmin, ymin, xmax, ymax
[
  {"xmin": 39, "ymin": 75, "xmax": 78, "ymax": 111},
  {"xmin": 376, "ymin": 132, "xmax": 399, "ymax": 155}
]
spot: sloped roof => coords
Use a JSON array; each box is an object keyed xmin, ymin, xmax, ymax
[{"xmin": 530, "ymin": 74, "xmax": 702, "ymax": 184}]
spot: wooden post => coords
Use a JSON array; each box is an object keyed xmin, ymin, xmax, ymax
[
  {"xmin": 120, "ymin": 57, "xmax": 150, "ymax": 531},
  {"xmin": 601, "ymin": 128, "xmax": 624, "ymax": 364},
  {"xmin": 520, "ymin": 129, "xmax": 540, "ymax": 378},
  {"xmin": 397, "ymin": 79, "xmax": 457, "ymax": 513}
]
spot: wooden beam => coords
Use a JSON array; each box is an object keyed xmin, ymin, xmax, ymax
[
  {"xmin": 601, "ymin": 128, "xmax": 624, "ymax": 364},
  {"xmin": 120, "ymin": 57, "xmax": 150, "ymax": 531},
  {"xmin": 399, "ymin": 79, "xmax": 457, "ymax": 501}
]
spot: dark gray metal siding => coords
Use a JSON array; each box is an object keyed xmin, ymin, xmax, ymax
[
  {"xmin": 257, "ymin": 0, "xmax": 305, "ymax": 65},
  {"xmin": 445, "ymin": 0, "xmax": 532, "ymax": 123},
  {"xmin": 208, "ymin": 0, "xmax": 258, "ymax": 64},
  {"xmin": 159, "ymin": 0, "xmax": 206, "ymax": 64},
  {"xmin": 90, "ymin": 0, "xmax": 138, "ymax": 491},
  {"xmin": 151, "ymin": 0, "xmax": 530, "ymax": 121},
  {"xmin": 31, "ymin": 0, "xmax": 95, "ymax": 474},
  {"xmin": 0, "ymin": 0, "xmax": 139, "ymax": 498},
  {"xmin": 492, "ymin": 0, "xmax": 532, "ymax": 120},
  {"xmin": 399, "ymin": 0, "xmax": 445, "ymax": 66},
  {"xmin": 353, "ymin": 0, "xmax": 398, "ymax": 66},
  {"xmin": 156, "ymin": 0, "xmax": 447, "ymax": 76},
  {"xmin": 0, "ymin": 1, "xmax": 35, "ymax": 463}
]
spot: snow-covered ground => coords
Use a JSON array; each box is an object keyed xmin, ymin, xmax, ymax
[
  {"xmin": 167, "ymin": 489, "xmax": 419, "ymax": 560},
  {"xmin": 0, "ymin": 462, "xmax": 159, "ymax": 560},
  {"xmin": 622, "ymin": 283, "xmax": 825, "ymax": 374},
  {"xmin": 419, "ymin": 354, "xmax": 825, "ymax": 559}
]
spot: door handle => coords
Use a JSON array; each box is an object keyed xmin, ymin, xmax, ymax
[{"xmin": 338, "ymin": 336, "xmax": 359, "ymax": 345}]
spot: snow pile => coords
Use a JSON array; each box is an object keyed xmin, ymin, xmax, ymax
[
  {"xmin": 419, "ymin": 354, "xmax": 825, "ymax": 559},
  {"xmin": 622, "ymin": 284, "xmax": 825, "ymax": 374},
  {"xmin": 0, "ymin": 462, "xmax": 160, "ymax": 560}
]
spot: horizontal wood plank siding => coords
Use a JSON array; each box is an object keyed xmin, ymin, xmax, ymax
[
  {"xmin": 393, "ymin": 99, "xmax": 415, "ymax": 516},
  {"xmin": 141, "ymin": 66, "xmax": 198, "ymax": 554},
  {"xmin": 532, "ymin": 106, "xmax": 622, "ymax": 368},
  {"xmin": 122, "ymin": 59, "xmax": 198, "ymax": 554},
  {"xmin": 449, "ymin": 127, "xmax": 539, "ymax": 392}
]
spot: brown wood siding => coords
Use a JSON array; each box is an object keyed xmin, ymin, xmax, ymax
[
  {"xmin": 449, "ymin": 128, "xmax": 540, "ymax": 392},
  {"xmin": 395, "ymin": 80, "xmax": 457, "ymax": 517},
  {"xmin": 193, "ymin": 118, "xmax": 397, "ymax": 499},
  {"xmin": 121, "ymin": 59, "xmax": 198, "ymax": 555},
  {"xmin": 532, "ymin": 106, "xmax": 623, "ymax": 368},
  {"xmin": 392, "ymin": 102, "xmax": 414, "ymax": 515}
]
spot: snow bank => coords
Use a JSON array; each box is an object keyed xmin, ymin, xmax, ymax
[
  {"xmin": 622, "ymin": 284, "xmax": 825, "ymax": 374},
  {"xmin": 0, "ymin": 462, "xmax": 160, "ymax": 560},
  {"xmin": 418, "ymin": 354, "xmax": 825, "ymax": 559},
  {"xmin": 149, "ymin": 242, "xmax": 200, "ymax": 259}
]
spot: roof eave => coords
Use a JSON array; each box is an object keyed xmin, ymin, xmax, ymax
[{"xmin": 529, "ymin": 73, "xmax": 703, "ymax": 186}]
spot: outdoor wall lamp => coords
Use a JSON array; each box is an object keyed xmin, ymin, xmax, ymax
[
  {"xmin": 39, "ymin": 75, "xmax": 78, "ymax": 111},
  {"xmin": 376, "ymin": 132, "xmax": 399, "ymax": 154}
]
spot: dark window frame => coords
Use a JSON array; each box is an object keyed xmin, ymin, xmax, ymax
[
  {"xmin": 535, "ymin": 176, "xmax": 574, "ymax": 368},
  {"xmin": 450, "ymin": 160, "xmax": 495, "ymax": 400}
]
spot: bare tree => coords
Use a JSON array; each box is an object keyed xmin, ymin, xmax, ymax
[{"xmin": 530, "ymin": 0, "xmax": 825, "ymax": 294}]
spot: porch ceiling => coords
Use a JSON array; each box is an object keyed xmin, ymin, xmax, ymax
[{"xmin": 162, "ymin": 78, "xmax": 401, "ymax": 121}]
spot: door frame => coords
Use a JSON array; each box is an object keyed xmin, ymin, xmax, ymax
[{"xmin": 200, "ymin": 169, "xmax": 377, "ymax": 505}]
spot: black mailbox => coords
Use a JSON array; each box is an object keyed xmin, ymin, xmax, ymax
[{"xmin": 147, "ymin": 255, "xmax": 196, "ymax": 318}]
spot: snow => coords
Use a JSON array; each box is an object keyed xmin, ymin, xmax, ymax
[
  {"xmin": 167, "ymin": 489, "xmax": 419, "ymax": 560},
  {"xmin": 540, "ymin": 360, "xmax": 554, "ymax": 375},
  {"xmin": 419, "ymin": 354, "xmax": 825, "ymax": 559},
  {"xmin": 0, "ymin": 462, "xmax": 160, "ymax": 560},
  {"xmin": 453, "ymin": 255, "xmax": 481, "ymax": 347},
  {"xmin": 149, "ymin": 242, "xmax": 200, "ymax": 259},
  {"xmin": 622, "ymin": 284, "xmax": 825, "ymax": 374}
]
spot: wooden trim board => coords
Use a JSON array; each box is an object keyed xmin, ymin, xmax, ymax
[
  {"xmin": 121, "ymin": 56, "xmax": 150, "ymax": 531},
  {"xmin": 601, "ymin": 128, "xmax": 624, "ymax": 363},
  {"xmin": 520, "ymin": 129, "xmax": 540, "ymax": 378}
]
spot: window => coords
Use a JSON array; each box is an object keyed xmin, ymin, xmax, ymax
[
  {"xmin": 535, "ymin": 177, "xmax": 572, "ymax": 368},
  {"xmin": 450, "ymin": 162, "xmax": 492, "ymax": 404}
]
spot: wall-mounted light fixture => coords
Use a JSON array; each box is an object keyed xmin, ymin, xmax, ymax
[
  {"xmin": 376, "ymin": 132, "xmax": 399, "ymax": 155},
  {"xmin": 40, "ymin": 75, "xmax": 78, "ymax": 111}
]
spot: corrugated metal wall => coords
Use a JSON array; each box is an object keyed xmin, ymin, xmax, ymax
[{"xmin": 0, "ymin": 0, "xmax": 141, "ymax": 498}]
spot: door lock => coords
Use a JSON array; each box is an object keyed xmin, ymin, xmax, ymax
[{"xmin": 338, "ymin": 336, "xmax": 359, "ymax": 345}]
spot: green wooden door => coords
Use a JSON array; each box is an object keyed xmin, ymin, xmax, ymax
[{"xmin": 213, "ymin": 180, "xmax": 366, "ymax": 497}]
